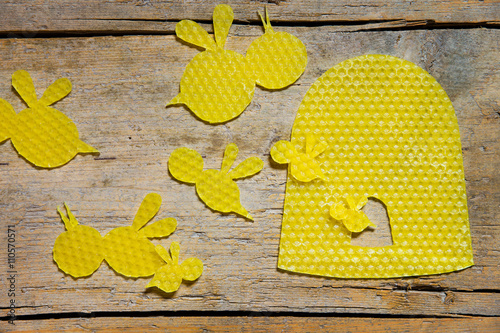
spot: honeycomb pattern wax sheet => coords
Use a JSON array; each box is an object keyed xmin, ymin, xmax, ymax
[
  {"xmin": 271, "ymin": 134, "xmax": 327, "ymax": 182},
  {"xmin": 167, "ymin": 5, "xmax": 307, "ymax": 124},
  {"xmin": 276, "ymin": 54, "xmax": 474, "ymax": 278},
  {"xmin": 53, "ymin": 193, "xmax": 177, "ymax": 280},
  {"xmin": 246, "ymin": 8, "xmax": 307, "ymax": 90},
  {"xmin": 168, "ymin": 143, "xmax": 264, "ymax": 220},
  {"xmin": 147, "ymin": 242, "xmax": 203, "ymax": 293},
  {"xmin": 0, "ymin": 70, "xmax": 98, "ymax": 168}
]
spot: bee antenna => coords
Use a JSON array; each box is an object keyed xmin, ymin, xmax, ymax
[{"xmin": 58, "ymin": 203, "xmax": 78, "ymax": 230}]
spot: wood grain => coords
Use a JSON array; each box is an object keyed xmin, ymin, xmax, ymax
[
  {"xmin": 4, "ymin": 316, "xmax": 500, "ymax": 332},
  {"xmin": 0, "ymin": 0, "xmax": 499, "ymax": 35},
  {"xmin": 0, "ymin": 27, "xmax": 498, "ymax": 319}
]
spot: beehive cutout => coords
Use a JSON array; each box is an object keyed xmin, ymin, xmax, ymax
[
  {"xmin": 167, "ymin": 5, "xmax": 307, "ymax": 124},
  {"xmin": 276, "ymin": 55, "xmax": 474, "ymax": 278},
  {"xmin": 0, "ymin": 70, "xmax": 98, "ymax": 168},
  {"xmin": 168, "ymin": 143, "xmax": 264, "ymax": 220},
  {"xmin": 52, "ymin": 193, "xmax": 203, "ymax": 294}
]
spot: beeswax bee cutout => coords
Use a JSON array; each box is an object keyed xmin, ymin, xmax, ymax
[
  {"xmin": 271, "ymin": 135, "xmax": 327, "ymax": 182},
  {"xmin": 168, "ymin": 143, "xmax": 264, "ymax": 220},
  {"xmin": 246, "ymin": 8, "xmax": 307, "ymax": 90},
  {"xmin": 102, "ymin": 193, "xmax": 178, "ymax": 277},
  {"xmin": 147, "ymin": 242, "xmax": 203, "ymax": 293},
  {"xmin": 0, "ymin": 70, "xmax": 98, "ymax": 168},
  {"xmin": 330, "ymin": 196, "xmax": 376, "ymax": 233},
  {"xmin": 53, "ymin": 193, "xmax": 177, "ymax": 278},
  {"xmin": 168, "ymin": 5, "xmax": 307, "ymax": 124}
]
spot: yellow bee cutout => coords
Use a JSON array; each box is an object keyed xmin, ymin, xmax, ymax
[
  {"xmin": 147, "ymin": 242, "xmax": 203, "ymax": 293},
  {"xmin": 168, "ymin": 4, "xmax": 307, "ymax": 124},
  {"xmin": 271, "ymin": 135, "xmax": 328, "ymax": 182},
  {"xmin": 329, "ymin": 196, "xmax": 377, "ymax": 233},
  {"xmin": 168, "ymin": 143, "xmax": 264, "ymax": 220},
  {"xmin": 53, "ymin": 193, "xmax": 177, "ymax": 279},
  {"xmin": 0, "ymin": 70, "xmax": 98, "ymax": 168}
]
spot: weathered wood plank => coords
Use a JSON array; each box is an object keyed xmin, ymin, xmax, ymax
[
  {"xmin": 4, "ymin": 316, "xmax": 500, "ymax": 333},
  {"xmin": 0, "ymin": 0, "xmax": 499, "ymax": 35},
  {"xmin": 0, "ymin": 28, "xmax": 498, "ymax": 317}
]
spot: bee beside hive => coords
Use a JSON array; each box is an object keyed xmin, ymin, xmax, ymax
[
  {"xmin": 168, "ymin": 4, "xmax": 307, "ymax": 124},
  {"xmin": 0, "ymin": 70, "xmax": 98, "ymax": 168},
  {"xmin": 53, "ymin": 193, "xmax": 203, "ymax": 293},
  {"xmin": 274, "ymin": 55, "xmax": 474, "ymax": 278}
]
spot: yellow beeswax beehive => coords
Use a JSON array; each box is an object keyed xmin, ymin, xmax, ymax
[{"xmin": 276, "ymin": 54, "xmax": 474, "ymax": 278}]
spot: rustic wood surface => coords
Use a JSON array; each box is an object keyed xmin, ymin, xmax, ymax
[
  {"xmin": 8, "ymin": 316, "xmax": 500, "ymax": 332},
  {"xmin": 0, "ymin": 1, "xmax": 499, "ymax": 332},
  {"xmin": 0, "ymin": 0, "xmax": 499, "ymax": 35}
]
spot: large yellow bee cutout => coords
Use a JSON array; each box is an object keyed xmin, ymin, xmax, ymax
[
  {"xmin": 53, "ymin": 193, "xmax": 203, "ymax": 293},
  {"xmin": 167, "ymin": 5, "xmax": 307, "ymax": 124},
  {"xmin": 0, "ymin": 70, "xmax": 98, "ymax": 168}
]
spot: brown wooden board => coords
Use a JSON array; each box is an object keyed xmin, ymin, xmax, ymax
[
  {"xmin": 4, "ymin": 316, "xmax": 500, "ymax": 333},
  {"xmin": 0, "ymin": 0, "xmax": 499, "ymax": 35},
  {"xmin": 0, "ymin": 28, "xmax": 498, "ymax": 324}
]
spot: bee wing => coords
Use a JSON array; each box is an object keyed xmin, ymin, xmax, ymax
[
  {"xmin": 221, "ymin": 143, "xmax": 238, "ymax": 174},
  {"xmin": 356, "ymin": 196, "xmax": 368, "ymax": 210},
  {"xmin": 310, "ymin": 140, "xmax": 328, "ymax": 158},
  {"xmin": 169, "ymin": 241, "xmax": 180, "ymax": 264},
  {"xmin": 39, "ymin": 77, "xmax": 72, "ymax": 106},
  {"xmin": 154, "ymin": 244, "xmax": 173, "ymax": 264},
  {"xmin": 228, "ymin": 157, "xmax": 264, "ymax": 180},
  {"xmin": 330, "ymin": 201, "xmax": 348, "ymax": 221},
  {"xmin": 270, "ymin": 140, "xmax": 295, "ymax": 164},
  {"xmin": 139, "ymin": 217, "xmax": 177, "ymax": 239},
  {"xmin": 180, "ymin": 257, "xmax": 203, "ymax": 281},
  {"xmin": 132, "ymin": 193, "xmax": 162, "ymax": 231},
  {"xmin": 12, "ymin": 70, "xmax": 37, "ymax": 107},
  {"xmin": 213, "ymin": 4, "xmax": 233, "ymax": 49},
  {"xmin": 169, "ymin": 147, "xmax": 204, "ymax": 184},
  {"xmin": 176, "ymin": 20, "xmax": 217, "ymax": 51}
]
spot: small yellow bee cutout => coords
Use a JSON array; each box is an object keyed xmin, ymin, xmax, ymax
[
  {"xmin": 147, "ymin": 242, "xmax": 203, "ymax": 293},
  {"xmin": 168, "ymin": 5, "xmax": 307, "ymax": 124},
  {"xmin": 168, "ymin": 143, "xmax": 264, "ymax": 220},
  {"xmin": 0, "ymin": 70, "xmax": 98, "ymax": 168},
  {"xmin": 271, "ymin": 135, "xmax": 327, "ymax": 182},
  {"xmin": 53, "ymin": 193, "xmax": 177, "ymax": 278},
  {"xmin": 330, "ymin": 196, "xmax": 376, "ymax": 233}
]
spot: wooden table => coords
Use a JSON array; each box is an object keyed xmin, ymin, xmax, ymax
[{"xmin": 0, "ymin": 1, "xmax": 499, "ymax": 331}]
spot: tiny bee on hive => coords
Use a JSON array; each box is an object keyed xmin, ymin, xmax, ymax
[
  {"xmin": 0, "ymin": 70, "xmax": 98, "ymax": 168},
  {"xmin": 330, "ymin": 196, "xmax": 376, "ymax": 233},
  {"xmin": 271, "ymin": 135, "xmax": 328, "ymax": 182},
  {"xmin": 146, "ymin": 242, "xmax": 203, "ymax": 293},
  {"xmin": 53, "ymin": 193, "xmax": 177, "ymax": 278},
  {"xmin": 168, "ymin": 143, "xmax": 264, "ymax": 220}
]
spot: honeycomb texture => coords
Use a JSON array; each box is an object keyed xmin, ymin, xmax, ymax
[
  {"xmin": 271, "ymin": 136, "xmax": 327, "ymax": 182},
  {"xmin": 168, "ymin": 5, "xmax": 307, "ymax": 124},
  {"xmin": 53, "ymin": 193, "xmax": 176, "ymax": 279},
  {"xmin": 277, "ymin": 54, "xmax": 474, "ymax": 278},
  {"xmin": 0, "ymin": 70, "xmax": 98, "ymax": 168},
  {"xmin": 330, "ymin": 196, "xmax": 375, "ymax": 233},
  {"xmin": 168, "ymin": 143, "xmax": 264, "ymax": 220},
  {"xmin": 147, "ymin": 243, "xmax": 203, "ymax": 293},
  {"xmin": 246, "ymin": 9, "xmax": 307, "ymax": 90},
  {"xmin": 53, "ymin": 225, "xmax": 105, "ymax": 277}
]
